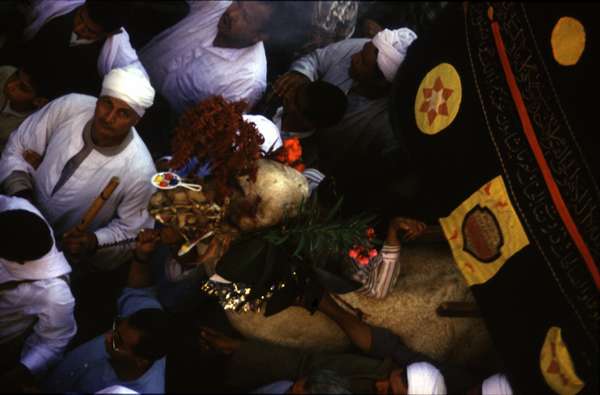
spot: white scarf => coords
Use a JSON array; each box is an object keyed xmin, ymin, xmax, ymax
[{"xmin": 0, "ymin": 196, "xmax": 71, "ymax": 283}]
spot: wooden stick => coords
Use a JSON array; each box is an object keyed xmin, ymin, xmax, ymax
[{"xmin": 66, "ymin": 177, "xmax": 120, "ymax": 236}]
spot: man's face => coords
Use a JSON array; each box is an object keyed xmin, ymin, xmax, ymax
[
  {"xmin": 349, "ymin": 42, "xmax": 381, "ymax": 85},
  {"xmin": 216, "ymin": 1, "xmax": 272, "ymax": 48},
  {"xmin": 92, "ymin": 96, "xmax": 140, "ymax": 146},
  {"xmin": 105, "ymin": 317, "xmax": 145, "ymax": 366},
  {"xmin": 4, "ymin": 70, "xmax": 37, "ymax": 106},
  {"xmin": 375, "ymin": 368, "xmax": 408, "ymax": 395},
  {"xmin": 282, "ymin": 84, "xmax": 313, "ymax": 133},
  {"xmin": 73, "ymin": 5, "xmax": 107, "ymax": 41}
]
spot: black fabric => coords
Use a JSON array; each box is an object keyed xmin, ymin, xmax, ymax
[
  {"xmin": 389, "ymin": 3, "xmax": 599, "ymax": 394},
  {"xmin": 18, "ymin": 10, "xmax": 104, "ymax": 100},
  {"xmin": 124, "ymin": 1, "xmax": 190, "ymax": 50}
]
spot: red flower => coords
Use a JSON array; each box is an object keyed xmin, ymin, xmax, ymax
[
  {"xmin": 348, "ymin": 249, "xmax": 359, "ymax": 259},
  {"xmin": 368, "ymin": 249, "xmax": 378, "ymax": 258},
  {"xmin": 358, "ymin": 257, "xmax": 370, "ymax": 266}
]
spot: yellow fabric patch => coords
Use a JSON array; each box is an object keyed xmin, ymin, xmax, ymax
[
  {"xmin": 540, "ymin": 327, "xmax": 585, "ymax": 395},
  {"xmin": 414, "ymin": 63, "xmax": 462, "ymax": 135},
  {"xmin": 439, "ymin": 176, "xmax": 529, "ymax": 286},
  {"xmin": 551, "ymin": 17, "xmax": 585, "ymax": 66}
]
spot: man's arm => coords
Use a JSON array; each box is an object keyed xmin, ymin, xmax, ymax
[
  {"xmin": 0, "ymin": 278, "xmax": 76, "ymax": 391},
  {"xmin": 0, "ymin": 94, "xmax": 81, "ymax": 195},
  {"xmin": 93, "ymin": 177, "xmax": 155, "ymax": 249},
  {"xmin": 20, "ymin": 279, "xmax": 77, "ymax": 376}
]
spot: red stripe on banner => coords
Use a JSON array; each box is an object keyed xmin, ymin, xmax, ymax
[{"xmin": 487, "ymin": 7, "xmax": 600, "ymax": 290}]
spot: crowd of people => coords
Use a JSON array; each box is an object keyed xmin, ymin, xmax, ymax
[{"xmin": 0, "ymin": 1, "xmax": 513, "ymax": 394}]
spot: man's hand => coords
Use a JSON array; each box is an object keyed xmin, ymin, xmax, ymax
[
  {"xmin": 386, "ymin": 217, "xmax": 427, "ymax": 244},
  {"xmin": 197, "ymin": 231, "xmax": 235, "ymax": 268},
  {"xmin": 198, "ymin": 326, "xmax": 242, "ymax": 355},
  {"xmin": 62, "ymin": 230, "xmax": 98, "ymax": 259},
  {"xmin": 362, "ymin": 18, "xmax": 383, "ymax": 38},
  {"xmin": 273, "ymin": 71, "xmax": 310, "ymax": 101},
  {"xmin": 22, "ymin": 149, "xmax": 43, "ymax": 170},
  {"xmin": 134, "ymin": 228, "xmax": 161, "ymax": 262}
]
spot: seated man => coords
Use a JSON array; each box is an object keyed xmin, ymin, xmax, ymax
[
  {"xmin": 315, "ymin": 292, "xmax": 506, "ymax": 394},
  {"xmin": 198, "ymin": 325, "xmax": 443, "ymax": 394},
  {"xmin": 272, "ymin": 27, "xmax": 418, "ymax": 215},
  {"xmin": 0, "ymin": 64, "xmax": 49, "ymax": 152},
  {"xmin": 139, "ymin": 1, "xmax": 280, "ymax": 114},
  {"xmin": 14, "ymin": 0, "xmax": 144, "ymax": 99},
  {"xmin": 41, "ymin": 233, "xmax": 170, "ymax": 393},
  {"xmin": 0, "ymin": 65, "xmax": 156, "ymax": 271},
  {"xmin": 0, "ymin": 195, "xmax": 76, "ymax": 392}
]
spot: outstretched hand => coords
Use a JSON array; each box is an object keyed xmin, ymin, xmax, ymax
[
  {"xmin": 197, "ymin": 326, "xmax": 242, "ymax": 355},
  {"xmin": 134, "ymin": 228, "xmax": 161, "ymax": 261},
  {"xmin": 273, "ymin": 71, "xmax": 310, "ymax": 102},
  {"xmin": 387, "ymin": 217, "xmax": 427, "ymax": 243}
]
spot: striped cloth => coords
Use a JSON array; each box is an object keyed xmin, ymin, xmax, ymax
[
  {"xmin": 303, "ymin": 168, "xmax": 326, "ymax": 194},
  {"xmin": 347, "ymin": 244, "xmax": 402, "ymax": 299}
]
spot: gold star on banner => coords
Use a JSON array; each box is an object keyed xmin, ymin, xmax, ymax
[
  {"xmin": 414, "ymin": 63, "xmax": 462, "ymax": 135},
  {"xmin": 419, "ymin": 77, "xmax": 454, "ymax": 125}
]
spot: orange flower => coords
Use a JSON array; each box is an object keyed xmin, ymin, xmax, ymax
[{"xmin": 283, "ymin": 138, "xmax": 302, "ymax": 163}]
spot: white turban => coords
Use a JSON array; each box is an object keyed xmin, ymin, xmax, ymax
[
  {"xmin": 96, "ymin": 385, "xmax": 139, "ymax": 394},
  {"xmin": 482, "ymin": 373, "xmax": 513, "ymax": 395},
  {"xmin": 100, "ymin": 65, "xmax": 155, "ymax": 117},
  {"xmin": 243, "ymin": 114, "xmax": 283, "ymax": 153},
  {"xmin": 371, "ymin": 28, "xmax": 418, "ymax": 82},
  {"xmin": 406, "ymin": 362, "xmax": 447, "ymax": 395}
]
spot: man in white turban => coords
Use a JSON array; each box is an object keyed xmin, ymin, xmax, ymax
[
  {"xmin": 371, "ymin": 28, "xmax": 417, "ymax": 82},
  {"xmin": 0, "ymin": 64, "xmax": 156, "ymax": 272},
  {"xmin": 0, "ymin": 196, "xmax": 76, "ymax": 393},
  {"xmin": 406, "ymin": 362, "xmax": 447, "ymax": 394},
  {"xmin": 481, "ymin": 373, "xmax": 513, "ymax": 395},
  {"xmin": 270, "ymin": 26, "xmax": 418, "ymax": 216}
]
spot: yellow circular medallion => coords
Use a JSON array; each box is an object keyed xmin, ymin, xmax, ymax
[
  {"xmin": 415, "ymin": 63, "xmax": 462, "ymax": 135},
  {"xmin": 551, "ymin": 17, "xmax": 585, "ymax": 66},
  {"xmin": 539, "ymin": 327, "xmax": 585, "ymax": 395}
]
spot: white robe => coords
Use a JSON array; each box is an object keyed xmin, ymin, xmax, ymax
[
  {"xmin": 0, "ymin": 94, "xmax": 156, "ymax": 270},
  {"xmin": 22, "ymin": 0, "xmax": 147, "ymax": 78},
  {"xmin": 139, "ymin": 0, "xmax": 267, "ymax": 114},
  {"xmin": 0, "ymin": 195, "xmax": 76, "ymax": 377}
]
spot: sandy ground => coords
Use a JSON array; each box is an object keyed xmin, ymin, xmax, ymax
[{"xmin": 226, "ymin": 242, "xmax": 503, "ymax": 373}]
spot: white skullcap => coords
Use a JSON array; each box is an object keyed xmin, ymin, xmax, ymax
[
  {"xmin": 371, "ymin": 28, "xmax": 418, "ymax": 82},
  {"xmin": 243, "ymin": 114, "xmax": 283, "ymax": 153},
  {"xmin": 482, "ymin": 373, "xmax": 513, "ymax": 395},
  {"xmin": 100, "ymin": 65, "xmax": 155, "ymax": 117},
  {"xmin": 96, "ymin": 385, "xmax": 139, "ymax": 394},
  {"xmin": 406, "ymin": 362, "xmax": 447, "ymax": 395}
]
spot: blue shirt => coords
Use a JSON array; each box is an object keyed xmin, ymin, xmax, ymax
[{"xmin": 41, "ymin": 288, "xmax": 166, "ymax": 393}]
